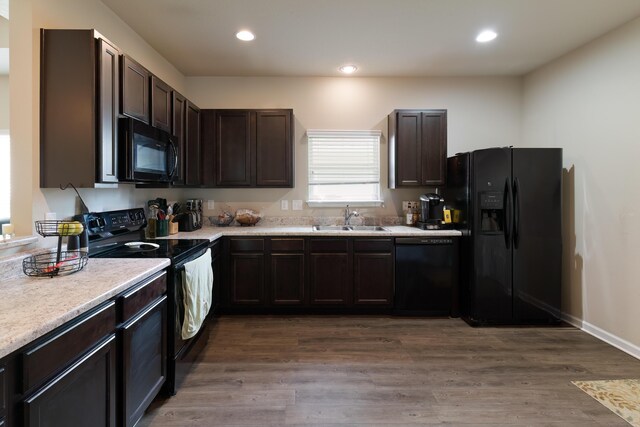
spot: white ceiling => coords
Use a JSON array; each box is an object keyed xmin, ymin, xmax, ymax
[{"xmin": 100, "ymin": 0, "xmax": 640, "ymax": 77}]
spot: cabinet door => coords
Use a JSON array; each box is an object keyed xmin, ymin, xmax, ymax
[
  {"xmin": 121, "ymin": 55, "xmax": 150, "ymax": 123},
  {"xmin": 121, "ymin": 297, "xmax": 167, "ymax": 427},
  {"xmin": 270, "ymin": 254, "xmax": 305, "ymax": 305},
  {"xmin": 24, "ymin": 335, "xmax": 117, "ymax": 427},
  {"xmin": 215, "ymin": 110, "xmax": 252, "ymax": 187},
  {"xmin": 421, "ymin": 110, "xmax": 447, "ymax": 186},
  {"xmin": 200, "ymin": 109, "xmax": 216, "ymax": 187},
  {"xmin": 97, "ymin": 38, "xmax": 120, "ymax": 183},
  {"xmin": 151, "ymin": 76, "xmax": 172, "ymax": 132},
  {"xmin": 354, "ymin": 253, "xmax": 393, "ymax": 305},
  {"xmin": 171, "ymin": 91, "xmax": 186, "ymax": 185},
  {"xmin": 255, "ymin": 110, "xmax": 293, "ymax": 187},
  {"xmin": 229, "ymin": 254, "xmax": 265, "ymax": 305},
  {"xmin": 211, "ymin": 241, "xmax": 222, "ymax": 314},
  {"xmin": 309, "ymin": 253, "xmax": 350, "ymax": 305},
  {"xmin": 395, "ymin": 111, "xmax": 422, "ymax": 186},
  {"xmin": 185, "ymin": 101, "xmax": 201, "ymax": 186}
]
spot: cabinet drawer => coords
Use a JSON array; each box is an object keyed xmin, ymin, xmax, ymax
[
  {"xmin": 271, "ymin": 238, "xmax": 304, "ymax": 252},
  {"xmin": 230, "ymin": 238, "xmax": 264, "ymax": 252},
  {"xmin": 120, "ymin": 271, "xmax": 167, "ymax": 323},
  {"xmin": 310, "ymin": 239, "xmax": 348, "ymax": 253},
  {"xmin": 22, "ymin": 301, "xmax": 116, "ymax": 393},
  {"xmin": 353, "ymin": 238, "xmax": 393, "ymax": 252}
]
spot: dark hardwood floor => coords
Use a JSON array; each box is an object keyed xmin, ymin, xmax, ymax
[{"xmin": 139, "ymin": 316, "xmax": 639, "ymax": 426}]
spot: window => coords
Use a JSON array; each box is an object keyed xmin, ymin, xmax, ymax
[
  {"xmin": 0, "ymin": 133, "xmax": 9, "ymax": 222},
  {"xmin": 307, "ymin": 130, "xmax": 382, "ymax": 206}
]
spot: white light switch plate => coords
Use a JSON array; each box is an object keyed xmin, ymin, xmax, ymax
[
  {"xmin": 281, "ymin": 200, "xmax": 289, "ymax": 210},
  {"xmin": 207, "ymin": 200, "xmax": 215, "ymax": 210},
  {"xmin": 292, "ymin": 200, "xmax": 303, "ymax": 211}
]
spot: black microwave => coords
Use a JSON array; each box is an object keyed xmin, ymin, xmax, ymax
[{"xmin": 118, "ymin": 117, "xmax": 178, "ymax": 183}]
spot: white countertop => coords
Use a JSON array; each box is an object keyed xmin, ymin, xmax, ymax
[
  {"xmin": 159, "ymin": 225, "xmax": 462, "ymax": 242},
  {"xmin": 0, "ymin": 258, "xmax": 170, "ymax": 359}
]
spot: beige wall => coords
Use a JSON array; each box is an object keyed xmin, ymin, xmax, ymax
[
  {"xmin": 185, "ymin": 76, "xmax": 522, "ymax": 219},
  {"xmin": 0, "ymin": 76, "xmax": 8, "ymax": 129},
  {"xmin": 9, "ymin": 0, "xmax": 188, "ymax": 241},
  {"xmin": 522, "ymin": 16, "xmax": 640, "ymax": 347}
]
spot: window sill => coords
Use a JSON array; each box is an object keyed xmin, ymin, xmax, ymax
[
  {"xmin": 0, "ymin": 235, "xmax": 38, "ymax": 251},
  {"xmin": 306, "ymin": 200, "xmax": 385, "ymax": 208}
]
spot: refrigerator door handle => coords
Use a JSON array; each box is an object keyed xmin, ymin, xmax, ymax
[
  {"xmin": 503, "ymin": 178, "xmax": 512, "ymax": 249},
  {"xmin": 513, "ymin": 177, "xmax": 520, "ymax": 248}
]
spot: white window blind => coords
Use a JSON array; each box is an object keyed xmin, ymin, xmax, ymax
[{"xmin": 307, "ymin": 130, "xmax": 382, "ymax": 204}]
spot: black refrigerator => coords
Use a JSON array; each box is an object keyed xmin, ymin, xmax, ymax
[{"xmin": 442, "ymin": 147, "xmax": 562, "ymax": 325}]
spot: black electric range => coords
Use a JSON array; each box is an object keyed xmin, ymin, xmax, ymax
[{"xmin": 76, "ymin": 208, "xmax": 212, "ymax": 396}]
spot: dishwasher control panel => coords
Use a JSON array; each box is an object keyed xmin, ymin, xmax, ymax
[{"xmin": 395, "ymin": 237, "xmax": 454, "ymax": 245}]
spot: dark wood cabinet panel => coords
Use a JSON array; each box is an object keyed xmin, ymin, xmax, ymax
[
  {"xmin": 121, "ymin": 55, "xmax": 150, "ymax": 123},
  {"xmin": 22, "ymin": 301, "xmax": 116, "ymax": 393},
  {"xmin": 395, "ymin": 112, "xmax": 422, "ymax": 186},
  {"xmin": 271, "ymin": 254, "xmax": 305, "ymax": 305},
  {"xmin": 229, "ymin": 254, "xmax": 265, "ymax": 305},
  {"xmin": 200, "ymin": 109, "xmax": 294, "ymax": 188},
  {"xmin": 309, "ymin": 253, "xmax": 350, "ymax": 305},
  {"xmin": 97, "ymin": 38, "xmax": 120, "ymax": 184},
  {"xmin": 255, "ymin": 110, "xmax": 293, "ymax": 187},
  {"xmin": 151, "ymin": 76, "xmax": 172, "ymax": 132},
  {"xmin": 388, "ymin": 109, "xmax": 447, "ymax": 188},
  {"xmin": 215, "ymin": 110, "xmax": 252, "ymax": 186},
  {"xmin": 421, "ymin": 111, "xmax": 447, "ymax": 185},
  {"xmin": 121, "ymin": 297, "xmax": 167, "ymax": 427},
  {"xmin": 354, "ymin": 253, "xmax": 394, "ymax": 305},
  {"xmin": 0, "ymin": 364, "xmax": 5, "ymax": 420},
  {"xmin": 40, "ymin": 30, "xmax": 121, "ymax": 187},
  {"xmin": 185, "ymin": 101, "xmax": 201, "ymax": 186},
  {"xmin": 172, "ymin": 91, "xmax": 187, "ymax": 185},
  {"xmin": 120, "ymin": 272, "xmax": 167, "ymax": 323},
  {"xmin": 24, "ymin": 335, "xmax": 117, "ymax": 427}
]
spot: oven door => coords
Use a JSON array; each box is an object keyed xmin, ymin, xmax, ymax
[{"xmin": 119, "ymin": 117, "xmax": 178, "ymax": 183}]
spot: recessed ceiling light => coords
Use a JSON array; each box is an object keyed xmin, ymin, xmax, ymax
[
  {"xmin": 339, "ymin": 65, "xmax": 358, "ymax": 74},
  {"xmin": 236, "ymin": 30, "xmax": 255, "ymax": 41},
  {"xmin": 476, "ymin": 30, "xmax": 497, "ymax": 43}
]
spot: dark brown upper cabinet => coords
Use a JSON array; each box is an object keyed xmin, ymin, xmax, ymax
[
  {"xmin": 151, "ymin": 76, "xmax": 172, "ymax": 132},
  {"xmin": 185, "ymin": 101, "xmax": 201, "ymax": 186},
  {"xmin": 40, "ymin": 29, "xmax": 120, "ymax": 188},
  {"xmin": 388, "ymin": 109, "xmax": 447, "ymax": 188},
  {"xmin": 121, "ymin": 55, "xmax": 150, "ymax": 123},
  {"xmin": 171, "ymin": 91, "xmax": 187, "ymax": 185},
  {"xmin": 200, "ymin": 109, "xmax": 294, "ymax": 188}
]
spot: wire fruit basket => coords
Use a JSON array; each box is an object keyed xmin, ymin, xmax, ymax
[{"xmin": 23, "ymin": 220, "xmax": 89, "ymax": 278}]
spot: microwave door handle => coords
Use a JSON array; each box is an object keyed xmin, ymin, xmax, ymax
[{"xmin": 168, "ymin": 139, "xmax": 178, "ymax": 180}]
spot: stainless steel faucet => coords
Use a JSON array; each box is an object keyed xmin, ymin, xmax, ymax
[{"xmin": 344, "ymin": 205, "xmax": 359, "ymax": 225}]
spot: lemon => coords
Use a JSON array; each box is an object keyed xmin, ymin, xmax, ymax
[{"xmin": 57, "ymin": 221, "xmax": 84, "ymax": 236}]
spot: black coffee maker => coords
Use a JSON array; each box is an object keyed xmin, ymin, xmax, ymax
[{"xmin": 417, "ymin": 192, "xmax": 444, "ymax": 230}]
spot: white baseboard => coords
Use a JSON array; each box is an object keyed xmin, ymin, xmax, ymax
[{"xmin": 562, "ymin": 312, "xmax": 640, "ymax": 360}]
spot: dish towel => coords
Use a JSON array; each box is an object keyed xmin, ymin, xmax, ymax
[{"xmin": 181, "ymin": 248, "xmax": 213, "ymax": 340}]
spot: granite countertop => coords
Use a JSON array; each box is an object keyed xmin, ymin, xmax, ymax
[
  {"xmin": 0, "ymin": 258, "xmax": 170, "ymax": 359},
  {"xmin": 159, "ymin": 225, "xmax": 462, "ymax": 242}
]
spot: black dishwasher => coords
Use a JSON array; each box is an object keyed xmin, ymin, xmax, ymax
[{"xmin": 394, "ymin": 237, "xmax": 459, "ymax": 316}]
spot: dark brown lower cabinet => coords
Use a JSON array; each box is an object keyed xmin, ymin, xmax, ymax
[
  {"xmin": 354, "ymin": 253, "xmax": 394, "ymax": 305},
  {"xmin": 309, "ymin": 253, "xmax": 350, "ymax": 305},
  {"xmin": 270, "ymin": 253, "xmax": 305, "ymax": 305},
  {"xmin": 24, "ymin": 334, "xmax": 117, "ymax": 427},
  {"xmin": 229, "ymin": 253, "xmax": 265, "ymax": 305},
  {"xmin": 121, "ymin": 296, "xmax": 167, "ymax": 427}
]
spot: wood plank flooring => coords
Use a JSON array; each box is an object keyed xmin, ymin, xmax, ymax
[{"xmin": 139, "ymin": 316, "xmax": 640, "ymax": 426}]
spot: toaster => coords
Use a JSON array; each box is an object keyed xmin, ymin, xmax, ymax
[{"xmin": 174, "ymin": 211, "xmax": 202, "ymax": 232}]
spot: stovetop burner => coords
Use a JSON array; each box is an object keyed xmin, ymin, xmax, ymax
[{"xmin": 92, "ymin": 238, "xmax": 210, "ymax": 264}]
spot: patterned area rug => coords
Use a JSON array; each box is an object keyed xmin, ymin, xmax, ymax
[{"xmin": 573, "ymin": 379, "xmax": 640, "ymax": 426}]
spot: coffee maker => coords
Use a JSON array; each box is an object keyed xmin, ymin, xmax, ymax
[{"xmin": 417, "ymin": 192, "xmax": 444, "ymax": 230}]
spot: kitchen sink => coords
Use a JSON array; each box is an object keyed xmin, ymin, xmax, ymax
[
  {"xmin": 312, "ymin": 225, "xmax": 351, "ymax": 231},
  {"xmin": 347, "ymin": 226, "xmax": 389, "ymax": 231},
  {"xmin": 312, "ymin": 225, "xmax": 389, "ymax": 232}
]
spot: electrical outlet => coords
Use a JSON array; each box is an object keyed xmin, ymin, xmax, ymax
[
  {"xmin": 402, "ymin": 201, "xmax": 419, "ymax": 211},
  {"xmin": 281, "ymin": 200, "xmax": 289, "ymax": 210},
  {"xmin": 207, "ymin": 200, "xmax": 215, "ymax": 210},
  {"xmin": 292, "ymin": 200, "xmax": 303, "ymax": 211}
]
